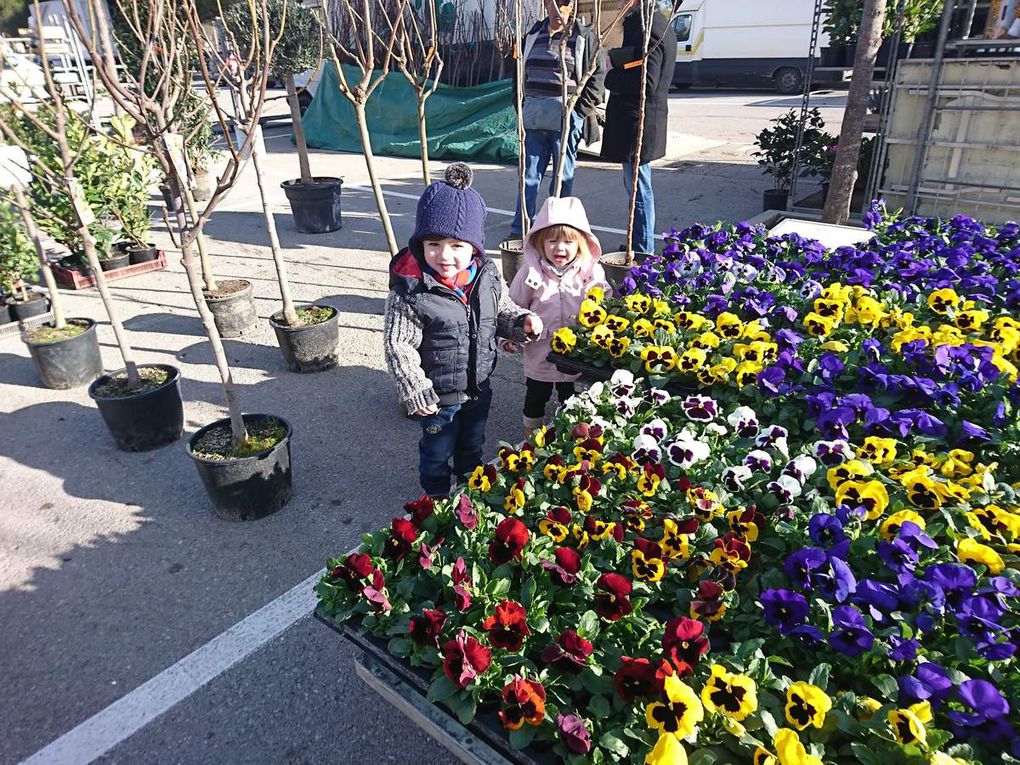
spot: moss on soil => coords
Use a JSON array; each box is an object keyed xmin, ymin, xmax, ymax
[
  {"xmin": 93, "ymin": 366, "xmax": 171, "ymax": 398},
  {"xmin": 25, "ymin": 320, "xmax": 88, "ymax": 344},
  {"xmin": 296, "ymin": 306, "xmax": 334, "ymax": 326},
  {"xmin": 192, "ymin": 418, "xmax": 287, "ymax": 460}
]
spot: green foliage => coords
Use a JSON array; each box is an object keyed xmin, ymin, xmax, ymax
[
  {"xmin": 752, "ymin": 108, "xmax": 832, "ymax": 191},
  {"xmin": 225, "ymin": 0, "xmax": 321, "ymax": 80},
  {"xmin": 0, "ymin": 201, "xmax": 36, "ymax": 294},
  {"xmin": 823, "ymin": 0, "xmax": 942, "ymax": 45},
  {"xmin": 4, "ymin": 107, "xmax": 156, "ymax": 253}
]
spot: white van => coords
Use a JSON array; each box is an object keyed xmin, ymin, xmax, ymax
[{"xmin": 671, "ymin": 0, "xmax": 822, "ymax": 94}]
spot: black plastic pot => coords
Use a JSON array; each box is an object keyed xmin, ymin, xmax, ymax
[
  {"xmin": 763, "ymin": 188, "xmax": 789, "ymax": 212},
  {"xmin": 187, "ymin": 413, "xmax": 293, "ymax": 522},
  {"xmin": 9, "ymin": 295, "xmax": 50, "ymax": 322},
  {"xmin": 281, "ymin": 177, "xmax": 343, "ymax": 234},
  {"xmin": 205, "ymin": 280, "xmax": 257, "ymax": 338},
  {"xmin": 126, "ymin": 243, "xmax": 159, "ymax": 264},
  {"xmin": 819, "ymin": 45, "xmax": 847, "ymax": 67},
  {"xmin": 269, "ymin": 305, "xmax": 340, "ymax": 373},
  {"xmin": 0, "ymin": 303, "xmax": 11, "ymax": 325},
  {"xmin": 88, "ymin": 364, "xmax": 184, "ymax": 451},
  {"xmin": 24, "ymin": 318, "xmax": 103, "ymax": 389},
  {"xmin": 499, "ymin": 238, "xmax": 525, "ymax": 287},
  {"xmin": 99, "ymin": 253, "xmax": 130, "ymax": 271}
]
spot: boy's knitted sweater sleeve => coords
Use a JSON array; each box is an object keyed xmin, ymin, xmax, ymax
[
  {"xmin": 384, "ymin": 291, "xmax": 441, "ymax": 414},
  {"xmin": 496, "ymin": 272, "xmax": 532, "ymax": 342}
]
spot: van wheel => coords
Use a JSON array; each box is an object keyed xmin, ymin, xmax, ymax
[{"xmin": 774, "ymin": 67, "xmax": 804, "ymax": 95}]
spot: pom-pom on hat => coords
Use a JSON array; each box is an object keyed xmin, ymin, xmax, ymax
[{"xmin": 409, "ymin": 162, "xmax": 487, "ymax": 258}]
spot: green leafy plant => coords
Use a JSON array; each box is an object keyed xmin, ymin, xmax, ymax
[
  {"xmin": 0, "ymin": 201, "xmax": 36, "ymax": 298},
  {"xmin": 752, "ymin": 108, "xmax": 833, "ymax": 191},
  {"xmin": 823, "ymin": 0, "xmax": 941, "ymax": 46}
]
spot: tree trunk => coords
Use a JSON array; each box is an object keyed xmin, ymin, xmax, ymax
[
  {"xmin": 285, "ymin": 73, "xmax": 313, "ymax": 184},
  {"xmin": 172, "ymin": 187, "xmax": 249, "ymax": 446},
  {"xmin": 823, "ymin": 0, "xmax": 887, "ymax": 224},
  {"xmin": 182, "ymin": 183, "xmax": 218, "ymax": 292},
  {"xmin": 250, "ymin": 125, "xmax": 298, "ymax": 326},
  {"xmin": 417, "ymin": 97, "xmax": 431, "ymax": 185},
  {"xmin": 354, "ymin": 101, "xmax": 399, "ymax": 256},
  {"xmin": 13, "ymin": 185, "xmax": 64, "ymax": 330}
]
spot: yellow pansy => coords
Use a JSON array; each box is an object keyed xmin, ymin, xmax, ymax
[
  {"xmin": 537, "ymin": 517, "xmax": 568, "ymax": 543},
  {"xmin": 956, "ymin": 538, "xmax": 1005, "ymax": 574},
  {"xmin": 550, "ymin": 327, "xmax": 577, "ymax": 354},
  {"xmin": 624, "ymin": 293, "xmax": 651, "ymax": 315},
  {"xmin": 715, "ymin": 312, "xmax": 744, "ymax": 339},
  {"xmin": 880, "ymin": 509, "xmax": 926, "ymax": 541},
  {"xmin": 888, "ymin": 701, "xmax": 932, "ymax": 746},
  {"xmin": 585, "ymin": 285, "xmax": 605, "ymax": 303},
  {"xmin": 990, "ymin": 323, "xmax": 1020, "ymax": 355},
  {"xmin": 803, "ymin": 312, "xmax": 836, "ymax": 337},
  {"xmin": 632, "ymin": 548, "xmax": 667, "ymax": 583},
  {"xmin": 820, "ymin": 340, "xmax": 849, "ymax": 352},
  {"xmin": 652, "ymin": 298, "xmax": 672, "ymax": 317},
  {"xmin": 956, "ymin": 308, "xmax": 990, "ymax": 332},
  {"xmin": 677, "ymin": 347, "xmax": 708, "ymax": 374},
  {"xmin": 701, "ymin": 664, "xmax": 757, "ymax": 721},
  {"xmin": 604, "ymin": 314, "xmax": 630, "ymax": 333},
  {"xmin": 835, "ymin": 479, "xmax": 889, "ymax": 520},
  {"xmin": 827, "ymin": 459, "xmax": 872, "ymax": 491},
  {"xmin": 734, "ymin": 361, "xmax": 763, "ymax": 387},
  {"xmin": 641, "ymin": 346, "xmax": 679, "ymax": 373},
  {"xmin": 691, "ymin": 331, "xmax": 721, "ymax": 350},
  {"xmin": 773, "ymin": 728, "xmax": 822, "ymax": 765},
  {"xmin": 754, "ymin": 748, "xmax": 778, "ymax": 765},
  {"xmin": 645, "ymin": 732, "xmax": 687, "ymax": 765},
  {"xmin": 633, "ymin": 318, "xmax": 657, "ymax": 338},
  {"xmin": 590, "ymin": 324, "xmax": 615, "ymax": 350},
  {"xmin": 468, "ymin": 465, "xmax": 492, "ymax": 492},
  {"xmin": 742, "ymin": 319, "xmax": 769, "ymax": 341},
  {"xmin": 578, "ymin": 298, "xmax": 607, "ymax": 327},
  {"xmin": 928, "ymin": 288, "xmax": 960, "ymax": 314},
  {"xmin": 900, "ymin": 468, "xmax": 947, "ymax": 511},
  {"xmin": 674, "ymin": 311, "xmax": 710, "ymax": 331},
  {"xmin": 852, "ymin": 295, "xmax": 886, "ymax": 327},
  {"xmin": 608, "ymin": 335, "xmax": 631, "ymax": 358},
  {"xmin": 857, "ymin": 436, "xmax": 898, "ymax": 465},
  {"xmin": 784, "ymin": 682, "xmax": 832, "ymax": 730},
  {"xmin": 660, "ymin": 518, "xmax": 691, "ymax": 560}
]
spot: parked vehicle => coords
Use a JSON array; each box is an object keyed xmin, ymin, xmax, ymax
[{"xmin": 671, "ymin": 0, "xmax": 824, "ymax": 94}]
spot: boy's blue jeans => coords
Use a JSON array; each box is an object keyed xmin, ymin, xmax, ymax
[
  {"xmin": 509, "ymin": 112, "xmax": 584, "ymax": 237},
  {"xmin": 623, "ymin": 161, "xmax": 656, "ymax": 256},
  {"xmin": 418, "ymin": 386, "xmax": 493, "ymax": 497}
]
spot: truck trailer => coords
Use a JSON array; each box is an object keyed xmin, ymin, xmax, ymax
[{"xmin": 671, "ymin": 0, "xmax": 823, "ymax": 94}]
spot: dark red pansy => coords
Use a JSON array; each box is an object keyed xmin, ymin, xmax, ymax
[
  {"xmin": 409, "ymin": 608, "xmax": 447, "ymax": 646},
  {"xmin": 595, "ymin": 572, "xmax": 633, "ymax": 621},
  {"xmin": 547, "ymin": 506, "xmax": 572, "ymax": 525},
  {"xmin": 330, "ymin": 552, "xmax": 376, "ymax": 593},
  {"xmin": 662, "ymin": 616, "xmax": 710, "ymax": 676},
  {"xmin": 543, "ymin": 546, "xmax": 582, "ymax": 587},
  {"xmin": 362, "ymin": 568, "xmax": 391, "ymax": 612},
  {"xmin": 404, "ymin": 494, "xmax": 435, "ymax": 527},
  {"xmin": 676, "ymin": 476, "xmax": 693, "ymax": 492},
  {"xmin": 442, "ymin": 631, "xmax": 492, "ymax": 688},
  {"xmin": 482, "ymin": 599, "xmax": 531, "ymax": 652},
  {"xmin": 691, "ymin": 579, "xmax": 726, "ymax": 620},
  {"xmin": 541, "ymin": 629, "xmax": 594, "ymax": 673},
  {"xmin": 489, "ymin": 517, "xmax": 530, "ymax": 565},
  {"xmin": 384, "ymin": 517, "xmax": 418, "ymax": 560},
  {"xmin": 613, "ymin": 656, "xmax": 673, "ymax": 702}
]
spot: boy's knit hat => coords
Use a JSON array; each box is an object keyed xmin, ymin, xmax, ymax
[{"xmin": 410, "ymin": 163, "xmax": 487, "ymax": 258}]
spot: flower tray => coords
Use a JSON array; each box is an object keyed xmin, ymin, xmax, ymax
[
  {"xmin": 51, "ymin": 251, "xmax": 168, "ymax": 290},
  {"xmin": 314, "ymin": 606, "xmax": 548, "ymax": 765}
]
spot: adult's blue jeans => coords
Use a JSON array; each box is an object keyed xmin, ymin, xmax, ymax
[
  {"xmin": 510, "ymin": 112, "xmax": 584, "ymax": 237},
  {"xmin": 623, "ymin": 161, "xmax": 656, "ymax": 256},
  {"xmin": 417, "ymin": 385, "xmax": 493, "ymax": 497}
]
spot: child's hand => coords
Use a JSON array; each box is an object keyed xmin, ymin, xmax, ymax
[
  {"xmin": 414, "ymin": 403, "xmax": 440, "ymax": 416},
  {"xmin": 523, "ymin": 313, "xmax": 543, "ymax": 339},
  {"xmin": 501, "ymin": 340, "xmax": 520, "ymax": 353}
]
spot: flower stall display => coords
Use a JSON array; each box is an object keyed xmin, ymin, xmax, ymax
[{"xmin": 317, "ymin": 204, "xmax": 1019, "ymax": 765}]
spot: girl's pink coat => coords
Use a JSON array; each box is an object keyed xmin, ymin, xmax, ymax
[{"xmin": 509, "ymin": 196, "xmax": 609, "ymax": 382}]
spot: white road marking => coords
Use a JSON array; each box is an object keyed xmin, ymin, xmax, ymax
[{"xmin": 17, "ymin": 569, "xmax": 324, "ymax": 765}]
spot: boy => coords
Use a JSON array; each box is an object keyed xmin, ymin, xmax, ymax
[{"xmin": 385, "ymin": 163, "xmax": 543, "ymax": 497}]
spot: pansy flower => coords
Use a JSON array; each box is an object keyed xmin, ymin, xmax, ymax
[
  {"xmin": 543, "ymin": 546, "xmax": 581, "ymax": 587},
  {"xmin": 555, "ymin": 713, "xmax": 592, "ymax": 755},
  {"xmin": 329, "ymin": 552, "xmax": 376, "ymax": 594},
  {"xmin": 638, "ymin": 463, "xmax": 666, "ymax": 496},
  {"xmin": 404, "ymin": 495, "xmax": 435, "ymax": 527},
  {"xmin": 691, "ymin": 579, "xmax": 727, "ymax": 622},
  {"xmin": 632, "ymin": 540, "xmax": 667, "ymax": 583},
  {"xmin": 450, "ymin": 556, "xmax": 472, "ymax": 611},
  {"xmin": 887, "ymin": 701, "xmax": 932, "ymax": 745},
  {"xmin": 408, "ymin": 608, "xmax": 446, "ymax": 647},
  {"xmin": 646, "ymin": 675, "xmax": 704, "ymax": 740},
  {"xmin": 488, "ymin": 517, "xmax": 529, "ymax": 565},
  {"xmin": 442, "ymin": 631, "xmax": 492, "ymax": 689},
  {"xmin": 468, "ymin": 464, "xmax": 498, "ymax": 492},
  {"xmin": 383, "ymin": 517, "xmax": 418, "ymax": 560},
  {"xmin": 785, "ymin": 682, "xmax": 831, "ymax": 730},
  {"xmin": 541, "ymin": 629, "xmax": 593, "ymax": 673},
  {"xmin": 538, "ymin": 506, "xmax": 571, "ymax": 543},
  {"xmin": 482, "ymin": 599, "xmax": 531, "ymax": 652},
  {"xmin": 701, "ymin": 664, "xmax": 758, "ymax": 721},
  {"xmin": 828, "ymin": 605, "xmax": 874, "ymax": 657},
  {"xmin": 662, "ymin": 616, "xmax": 709, "ymax": 676},
  {"xmin": 666, "ymin": 430, "xmax": 710, "ymax": 469},
  {"xmin": 595, "ymin": 572, "xmax": 633, "ymax": 621},
  {"xmin": 773, "ymin": 729, "xmax": 822, "ymax": 765},
  {"xmin": 760, "ymin": 589, "xmax": 809, "ymax": 635},
  {"xmin": 727, "ymin": 405, "xmax": 759, "ymax": 436},
  {"xmin": 614, "ymin": 656, "xmax": 673, "ymax": 702},
  {"xmin": 498, "ymin": 677, "xmax": 546, "ymax": 730}
]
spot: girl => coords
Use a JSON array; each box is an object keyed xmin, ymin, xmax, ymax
[{"xmin": 508, "ymin": 196, "xmax": 609, "ymax": 437}]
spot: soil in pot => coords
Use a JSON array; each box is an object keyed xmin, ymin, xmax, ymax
[
  {"xmin": 281, "ymin": 177, "xmax": 343, "ymax": 234},
  {"xmin": 270, "ymin": 305, "xmax": 340, "ymax": 373},
  {"xmin": 499, "ymin": 238, "xmax": 525, "ymax": 287},
  {"xmin": 89, "ymin": 364, "xmax": 184, "ymax": 451},
  {"xmin": 125, "ymin": 243, "xmax": 159, "ymax": 264},
  {"xmin": 204, "ymin": 279, "xmax": 257, "ymax": 338},
  {"xmin": 9, "ymin": 294, "xmax": 50, "ymax": 322},
  {"xmin": 601, "ymin": 250, "xmax": 650, "ymax": 287},
  {"xmin": 24, "ymin": 318, "xmax": 103, "ymax": 389},
  {"xmin": 99, "ymin": 252, "xmax": 130, "ymax": 271},
  {"xmin": 188, "ymin": 414, "xmax": 293, "ymax": 522}
]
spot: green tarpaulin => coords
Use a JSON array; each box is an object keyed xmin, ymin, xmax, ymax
[{"xmin": 301, "ymin": 63, "xmax": 519, "ymax": 163}]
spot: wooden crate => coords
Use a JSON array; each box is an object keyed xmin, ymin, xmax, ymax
[{"xmin": 52, "ymin": 251, "xmax": 168, "ymax": 290}]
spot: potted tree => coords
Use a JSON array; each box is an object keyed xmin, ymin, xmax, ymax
[
  {"xmin": 106, "ymin": 116, "xmax": 161, "ymax": 264},
  {"xmin": 0, "ymin": 201, "xmax": 48, "ymax": 321},
  {"xmin": 752, "ymin": 108, "xmax": 829, "ymax": 212},
  {"xmin": 66, "ymin": 0, "xmax": 294, "ymax": 515},
  {"xmin": 228, "ymin": 0, "xmax": 341, "ymax": 234}
]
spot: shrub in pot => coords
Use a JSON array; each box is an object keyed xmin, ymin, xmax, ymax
[
  {"xmin": 227, "ymin": 0, "xmax": 342, "ymax": 234},
  {"xmin": 752, "ymin": 108, "xmax": 832, "ymax": 212},
  {"xmin": 0, "ymin": 201, "xmax": 45, "ymax": 320}
]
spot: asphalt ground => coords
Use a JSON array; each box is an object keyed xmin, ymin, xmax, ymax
[{"xmin": 0, "ymin": 88, "xmax": 846, "ymax": 765}]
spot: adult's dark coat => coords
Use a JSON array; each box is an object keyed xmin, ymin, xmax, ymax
[{"xmin": 600, "ymin": 8, "xmax": 677, "ymax": 165}]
